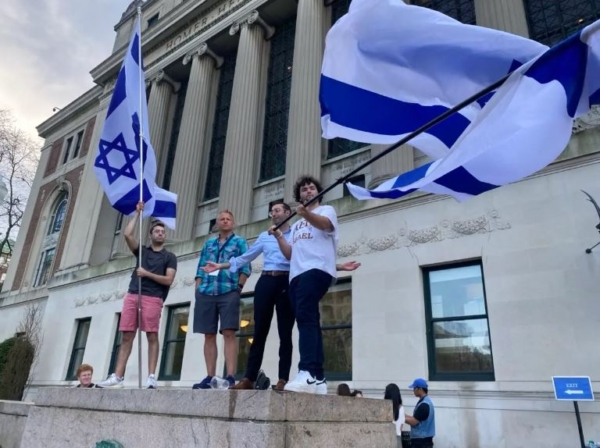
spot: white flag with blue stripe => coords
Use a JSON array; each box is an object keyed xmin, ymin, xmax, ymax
[
  {"xmin": 320, "ymin": 0, "xmax": 600, "ymax": 201},
  {"xmin": 94, "ymin": 18, "xmax": 177, "ymax": 227}
]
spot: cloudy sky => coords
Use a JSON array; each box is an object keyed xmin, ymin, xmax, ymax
[{"xmin": 0, "ymin": 0, "xmax": 132, "ymax": 141}]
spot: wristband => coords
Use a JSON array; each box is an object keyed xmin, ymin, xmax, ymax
[{"xmin": 238, "ymin": 283, "xmax": 244, "ymax": 291}]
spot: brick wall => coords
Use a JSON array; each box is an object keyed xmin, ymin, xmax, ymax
[
  {"xmin": 79, "ymin": 116, "xmax": 96, "ymax": 158},
  {"xmin": 11, "ymin": 166, "xmax": 84, "ymax": 290},
  {"xmin": 43, "ymin": 137, "xmax": 64, "ymax": 178}
]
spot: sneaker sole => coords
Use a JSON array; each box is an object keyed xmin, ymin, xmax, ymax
[
  {"xmin": 284, "ymin": 384, "xmax": 317, "ymax": 394},
  {"xmin": 315, "ymin": 386, "xmax": 327, "ymax": 395},
  {"xmin": 100, "ymin": 383, "xmax": 124, "ymax": 389}
]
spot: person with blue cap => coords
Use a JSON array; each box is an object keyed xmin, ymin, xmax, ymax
[{"xmin": 405, "ymin": 378, "xmax": 435, "ymax": 447}]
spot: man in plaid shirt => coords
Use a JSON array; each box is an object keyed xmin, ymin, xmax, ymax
[{"xmin": 192, "ymin": 210, "xmax": 251, "ymax": 389}]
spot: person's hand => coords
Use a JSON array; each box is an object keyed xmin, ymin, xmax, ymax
[
  {"xmin": 136, "ymin": 267, "xmax": 149, "ymax": 277},
  {"xmin": 202, "ymin": 261, "xmax": 220, "ymax": 273},
  {"xmin": 339, "ymin": 261, "xmax": 361, "ymax": 271},
  {"xmin": 136, "ymin": 201, "xmax": 145, "ymax": 214},
  {"xmin": 268, "ymin": 226, "xmax": 283, "ymax": 239},
  {"xmin": 296, "ymin": 204, "xmax": 307, "ymax": 217}
]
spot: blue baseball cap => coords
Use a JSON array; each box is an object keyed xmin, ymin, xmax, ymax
[{"xmin": 408, "ymin": 378, "xmax": 428, "ymax": 389}]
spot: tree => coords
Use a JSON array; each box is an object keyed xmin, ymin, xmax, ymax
[
  {"xmin": 0, "ymin": 109, "xmax": 40, "ymax": 266},
  {"xmin": 0, "ymin": 303, "xmax": 44, "ymax": 400}
]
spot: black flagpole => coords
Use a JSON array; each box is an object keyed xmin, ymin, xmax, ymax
[{"xmin": 274, "ymin": 72, "xmax": 511, "ymax": 231}]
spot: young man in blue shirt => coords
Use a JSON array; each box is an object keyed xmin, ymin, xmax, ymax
[
  {"xmin": 192, "ymin": 210, "xmax": 251, "ymax": 389},
  {"xmin": 405, "ymin": 378, "xmax": 435, "ymax": 447}
]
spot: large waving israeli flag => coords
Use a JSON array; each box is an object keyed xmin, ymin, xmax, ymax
[
  {"xmin": 94, "ymin": 18, "xmax": 177, "ymax": 227},
  {"xmin": 320, "ymin": 0, "xmax": 600, "ymax": 201}
]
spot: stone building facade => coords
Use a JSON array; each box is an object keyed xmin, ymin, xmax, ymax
[{"xmin": 2, "ymin": 0, "xmax": 600, "ymax": 446}]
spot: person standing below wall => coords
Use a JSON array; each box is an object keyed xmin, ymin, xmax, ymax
[
  {"xmin": 405, "ymin": 378, "xmax": 435, "ymax": 447},
  {"xmin": 99, "ymin": 202, "xmax": 178, "ymax": 389},
  {"xmin": 192, "ymin": 210, "xmax": 251, "ymax": 389},
  {"xmin": 385, "ymin": 383, "xmax": 411, "ymax": 448}
]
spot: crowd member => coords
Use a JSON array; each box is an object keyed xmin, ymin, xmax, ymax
[
  {"xmin": 99, "ymin": 202, "xmax": 177, "ymax": 389},
  {"xmin": 74, "ymin": 364, "xmax": 102, "ymax": 388},
  {"xmin": 405, "ymin": 378, "xmax": 435, "ymax": 447},
  {"xmin": 193, "ymin": 210, "xmax": 250, "ymax": 389},
  {"xmin": 271, "ymin": 175, "xmax": 360, "ymax": 394},
  {"xmin": 384, "ymin": 383, "xmax": 411, "ymax": 447}
]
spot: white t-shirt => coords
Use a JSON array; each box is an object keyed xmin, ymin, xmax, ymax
[
  {"xmin": 289, "ymin": 205, "xmax": 338, "ymax": 281},
  {"xmin": 394, "ymin": 406, "xmax": 410, "ymax": 435}
]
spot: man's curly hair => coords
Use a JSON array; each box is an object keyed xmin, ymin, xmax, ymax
[{"xmin": 293, "ymin": 175, "xmax": 324, "ymax": 204}]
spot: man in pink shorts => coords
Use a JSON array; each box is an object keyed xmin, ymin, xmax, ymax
[{"xmin": 99, "ymin": 202, "xmax": 177, "ymax": 389}]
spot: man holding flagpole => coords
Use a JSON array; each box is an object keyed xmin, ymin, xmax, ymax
[
  {"xmin": 99, "ymin": 202, "xmax": 177, "ymax": 389},
  {"xmin": 93, "ymin": 10, "xmax": 177, "ymax": 388}
]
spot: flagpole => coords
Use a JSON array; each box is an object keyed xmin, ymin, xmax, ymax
[
  {"xmin": 274, "ymin": 72, "xmax": 512, "ymax": 230},
  {"xmin": 136, "ymin": 6, "xmax": 144, "ymax": 390}
]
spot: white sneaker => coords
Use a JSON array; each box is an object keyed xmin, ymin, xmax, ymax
[
  {"xmin": 146, "ymin": 374, "xmax": 158, "ymax": 389},
  {"xmin": 98, "ymin": 373, "xmax": 124, "ymax": 388},
  {"xmin": 284, "ymin": 371, "xmax": 317, "ymax": 394},
  {"xmin": 315, "ymin": 378, "xmax": 327, "ymax": 395}
]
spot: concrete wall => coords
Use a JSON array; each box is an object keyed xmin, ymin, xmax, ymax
[{"xmin": 0, "ymin": 401, "xmax": 31, "ymax": 448}]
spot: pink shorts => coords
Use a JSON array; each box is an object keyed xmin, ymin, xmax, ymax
[{"xmin": 120, "ymin": 293, "xmax": 163, "ymax": 333}]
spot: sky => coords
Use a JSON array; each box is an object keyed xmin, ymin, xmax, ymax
[{"xmin": 0, "ymin": 0, "xmax": 132, "ymax": 142}]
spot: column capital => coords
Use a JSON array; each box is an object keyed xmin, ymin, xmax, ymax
[
  {"xmin": 183, "ymin": 43, "xmax": 224, "ymax": 69},
  {"xmin": 229, "ymin": 10, "xmax": 275, "ymax": 40},
  {"xmin": 151, "ymin": 70, "xmax": 181, "ymax": 93}
]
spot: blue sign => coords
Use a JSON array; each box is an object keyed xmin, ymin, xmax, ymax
[{"xmin": 552, "ymin": 376, "xmax": 595, "ymax": 401}]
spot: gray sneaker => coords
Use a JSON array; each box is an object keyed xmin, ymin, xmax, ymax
[{"xmin": 146, "ymin": 374, "xmax": 158, "ymax": 389}]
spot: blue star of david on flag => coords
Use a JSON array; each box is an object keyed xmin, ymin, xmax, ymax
[
  {"xmin": 95, "ymin": 133, "xmax": 139, "ymax": 184},
  {"xmin": 93, "ymin": 17, "xmax": 177, "ymax": 229}
]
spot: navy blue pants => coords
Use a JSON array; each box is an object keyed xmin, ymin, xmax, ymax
[{"xmin": 288, "ymin": 269, "xmax": 333, "ymax": 380}]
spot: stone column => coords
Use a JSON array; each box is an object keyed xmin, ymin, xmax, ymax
[
  {"xmin": 474, "ymin": 0, "xmax": 529, "ymax": 37},
  {"xmin": 169, "ymin": 44, "xmax": 223, "ymax": 241},
  {"xmin": 284, "ymin": 0, "xmax": 326, "ymax": 202},
  {"xmin": 368, "ymin": 144, "xmax": 414, "ymax": 189},
  {"xmin": 218, "ymin": 11, "xmax": 273, "ymax": 225},
  {"xmin": 148, "ymin": 70, "xmax": 180, "ymax": 184}
]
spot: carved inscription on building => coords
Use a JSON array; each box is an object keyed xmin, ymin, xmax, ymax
[{"xmin": 164, "ymin": 0, "xmax": 250, "ymax": 52}]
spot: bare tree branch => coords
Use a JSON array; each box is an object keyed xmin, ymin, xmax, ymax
[{"xmin": 0, "ymin": 109, "xmax": 41, "ymax": 272}]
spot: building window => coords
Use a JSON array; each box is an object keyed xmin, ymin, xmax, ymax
[
  {"xmin": 321, "ymin": 279, "xmax": 352, "ymax": 380},
  {"xmin": 108, "ymin": 314, "xmax": 122, "ymax": 376},
  {"xmin": 260, "ymin": 17, "xmax": 296, "ymax": 182},
  {"xmin": 62, "ymin": 137, "xmax": 73, "ymax": 164},
  {"xmin": 163, "ymin": 79, "xmax": 189, "ymax": 190},
  {"xmin": 204, "ymin": 53, "xmax": 237, "ymax": 200},
  {"xmin": 524, "ymin": 0, "xmax": 600, "ymax": 45},
  {"xmin": 413, "ymin": 0, "xmax": 476, "ymax": 24},
  {"xmin": 34, "ymin": 192, "xmax": 68, "ymax": 287},
  {"xmin": 233, "ymin": 283, "xmax": 353, "ymax": 380},
  {"xmin": 147, "ymin": 13, "xmax": 159, "ymax": 28},
  {"xmin": 343, "ymin": 175, "xmax": 365, "ymax": 197},
  {"xmin": 72, "ymin": 130, "xmax": 84, "ymax": 159},
  {"xmin": 233, "ymin": 296, "xmax": 255, "ymax": 379},
  {"xmin": 423, "ymin": 262, "xmax": 495, "ymax": 381},
  {"xmin": 66, "ymin": 318, "xmax": 91, "ymax": 380},
  {"xmin": 159, "ymin": 304, "xmax": 189, "ymax": 380}
]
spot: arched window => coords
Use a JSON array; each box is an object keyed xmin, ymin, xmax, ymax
[{"xmin": 34, "ymin": 192, "xmax": 68, "ymax": 287}]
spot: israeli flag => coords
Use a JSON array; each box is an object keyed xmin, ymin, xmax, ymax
[
  {"xmin": 320, "ymin": 0, "xmax": 600, "ymax": 201},
  {"xmin": 94, "ymin": 18, "xmax": 177, "ymax": 227}
]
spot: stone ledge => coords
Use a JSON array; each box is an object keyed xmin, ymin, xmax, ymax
[
  {"xmin": 0, "ymin": 400, "xmax": 32, "ymax": 417},
  {"xmin": 34, "ymin": 388, "xmax": 392, "ymax": 423},
  {"xmin": 22, "ymin": 388, "xmax": 395, "ymax": 448}
]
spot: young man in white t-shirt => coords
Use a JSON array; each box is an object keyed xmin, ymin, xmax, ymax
[{"xmin": 271, "ymin": 175, "xmax": 359, "ymax": 394}]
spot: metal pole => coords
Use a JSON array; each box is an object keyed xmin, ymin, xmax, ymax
[
  {"xmin": 574, "ymin": 401, "xmax": 586, "ymax": 448},
  {"xmin": 136, "ymin": 6, "xmax": 144, "ymax": 390},
  {"xmin": 274, "ymin": 72, "xmax": 511, "ymax": 230}
]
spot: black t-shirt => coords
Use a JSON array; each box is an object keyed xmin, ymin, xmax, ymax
[
  {"xmin": 128, "ymin": 246, "xmax": 177, "ymax": 301},
  {"xmin": 413, "ymin": 396, "xmax": 430, "ymax": 422}
]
